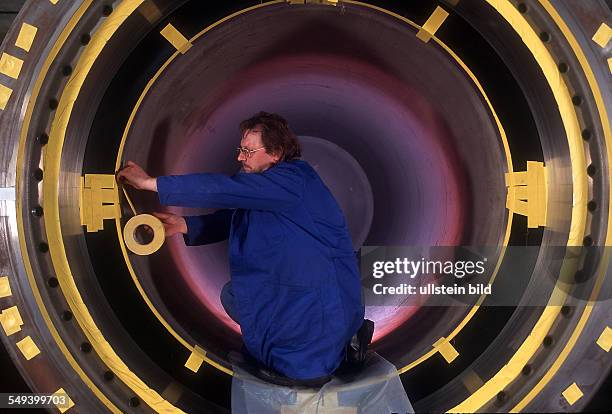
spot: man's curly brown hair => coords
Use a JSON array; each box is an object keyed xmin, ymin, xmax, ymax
[{"xmin": 240, "ymin": 112, "xmax": 301, "ymax": 162}]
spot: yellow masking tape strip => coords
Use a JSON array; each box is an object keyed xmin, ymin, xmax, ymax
[
  {"xmin": 505, "ymin": 170, "xmax": 527, "ymax": 187},
  {"xmin": 100, "ymin": 188, "xmax": 116, "ymax": 203},
  {"xmin": 527, "ymin": 161, "xmax": 547, "ymax": 227},
  {"xmin": 513, "ymin": 185, "xmax": 529, "ymax": 200},
  {"xmin": 0, "ymin": 83, "xmax": 13, "ymax": 110},
  {"xmin": 80, "ymin": 188, "xmax": 91, "ymax": 228},
  {"xmin": 433, "ymin": 337, "xmax": 459, "ymax": 363},
  {"xmin": 1, "ymin": 306, "xmax": 24, "ymax": 336},
  {"xmin": 592, "ymin": 22, "xmax": 612, "ymax": 48},
  {"xmin": 160, "ymin": 24, "xmax": 192, "ymax": 54},
  {"xmin": 79, "ymin": 177, "xmax": 83, "ymax": 226},
  {"xmin": 81, "ymin": 174, "xmax": 121, "ymax": 231},
  {"xmin": 53, "ymin": 388, "xmax": 74, "ymax": 413},
  {"xmin": 505, "ymin": 162, "xmax": 547, "ymax": 227},
  {"xmin": 0, "ymin": 53, "xmax": 24, "ymax": 80},
  {"xmin": 102, "ymin": 204, "xmax": 117, "ymax": 220},
  {"xmin": 561, "ymin": 383, "xmax": 583, "ymax": 406},
  {"xmin": 0, "ymin": 276, "xmax": 12, "ymax": 298},
  {"xmin": 596, "ymin": 326, "xmax": 612, "ymax": 352},
  {"xmin": 185, "ymin": 345, "xmax": 206, "ymax": 372},
  {"xmin": 121, "ymin": 186, "xmax": 138, "ymax": 216},
  {"xmin": 506, "ymin": 187, "xmax": 525, "ymax": 213},
  {"xmin": 16, "ymin": 336, "xmax": 41, "ymax": 360},
  {"xmin": 84, "ymin": 173, "xmax": 115, "ymax": 188},
  {"xmin": 417, "ymin": 6, "xmax": 449, "ymax": 43},
  {"xmin": 15, "ymin": 23, "xmax": 38, "ymax": 52}
]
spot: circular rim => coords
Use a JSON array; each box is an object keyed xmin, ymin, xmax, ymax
[{"xmin": 1, "ymin": 0, "xmax": 609, "ymax": 411}]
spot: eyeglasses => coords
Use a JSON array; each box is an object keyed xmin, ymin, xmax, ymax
[{"xmin": 236, "ymin": 146, "xmax": 265, "ymax": 158}]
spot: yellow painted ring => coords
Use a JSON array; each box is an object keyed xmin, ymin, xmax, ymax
[{"xmin": 123, "ymin": 214, "xmax": 165, "ymax": 255}]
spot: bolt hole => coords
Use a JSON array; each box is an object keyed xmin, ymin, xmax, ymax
[
  {"xmin": 574, "ymin": 270, "xmax": 588, "ymax": 283},
  {"xmin": 587, "ymin": 164, "xmax": 596, "ymax": 177},
  {"xmin": 496, "ymin": 391, "xmax": 507, "ymax": 405},
  {"xmin": 561, "ymin": 305, "xmax": 573, "ymax": 317},
  {"xmin": 31, "ymin": 206, "xmax": 43, "ymax": 217},
  {"xmin": 33, "ymin": 168, "xmax": 43, "ymax": 181},
  {"xmin": 37, "ymin": 133, "xmax": 49, "ymax": 145},
  {"xmin": 581, "ymin": 129, "xmax": 592, "ymax": 141}
]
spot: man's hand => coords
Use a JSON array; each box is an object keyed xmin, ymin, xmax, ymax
[
  {"xmin": 116, "ymin": 160, "xmax": 157, "ymax": 191},
  {"xmin": 151, "ymin": 212, "xmax": 188, "ymax": 237}
]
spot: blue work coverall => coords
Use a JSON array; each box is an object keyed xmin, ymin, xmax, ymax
[{"xmin": 156, "ymin": 159, "xmax": 365, "ymax": 380}]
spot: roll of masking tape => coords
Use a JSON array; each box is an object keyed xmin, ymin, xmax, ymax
[{"xmin": 123, "ymin": 214, "xmax": 165, "ymax": 255}]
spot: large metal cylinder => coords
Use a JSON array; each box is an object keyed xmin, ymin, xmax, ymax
[{"xmin": 0, "ymin": 0, "xmax": 611, "ymax": 412}]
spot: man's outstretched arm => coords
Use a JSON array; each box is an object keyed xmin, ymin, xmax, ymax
[
  {"xmin": 182, "ymin": 209, "xmax": 233, "ymax": 246},
  {"xmin": 117, "ymin": 162, "xmax": 233, "ymax": 244},
  {"xmin": 156, "ymin": 163, "xmax": 304, "ymax": 211},
  {"xmin": 116, "ymin": 160, "xmax": 304, "ymax": 211}
]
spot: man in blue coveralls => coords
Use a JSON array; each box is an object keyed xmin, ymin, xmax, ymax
[{"xmin": 116, "ymin": 112, "xmax": 371, "ymax": 385}]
